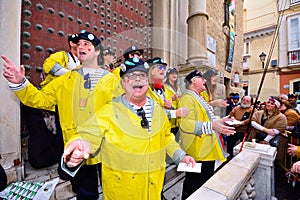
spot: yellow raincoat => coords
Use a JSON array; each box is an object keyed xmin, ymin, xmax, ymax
[
  {"xmin": 111, "ymin": 67, "xmax": 121, "ymax": 79},
  {"xmin": 178, "ymin": 90, "xmax": 226, "ymax": 162},
  {"xmin": 164, "ymin": 84, "xmax": 181, "ymax": 128},
  {"xmin": 14, "ymin": 67, "xmax": 122, "ymax": 165},
  {"xmin": 41, "ymin": 51, "xmax": 79, "ymax": 86},
  {"xmin": 146, "ymin": 86, "xmax": 165, "ymax": 107},
  {"xmin": 200, "ymin": 90, "xmax": 210, "ymax": 102},
  {"xmin": 164, "ymin": 84, "xmax": 181, "ymax": 109},
  {"xmin": 72, "ymin": 96, "xmax": 186, "ymax": 200},
  {"xmin": 147, "ymin": 86, "xmax": 179, "ymax": 128}
]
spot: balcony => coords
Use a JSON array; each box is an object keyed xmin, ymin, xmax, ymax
[
  {"xmin": 288, "ymin": 49, "xmax": 300, "ymax": 65},
  {"xmin": 291, "ymin": 0, "xmax": 300, "ymax": 6}
]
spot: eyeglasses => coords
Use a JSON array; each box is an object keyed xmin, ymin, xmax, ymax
[
  {"xmin": 157, "ymin": 65, "xmax": 166, "ymax": 71},
  {"xmin": 136, "ymin": 108, "xmax": 149, "ymax": 129},
  {"xmin": 126, "ymin": 73, "xmax": 148, "ymax": 80}
]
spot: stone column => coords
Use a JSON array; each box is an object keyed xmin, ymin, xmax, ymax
[
  {"xmin": 0, "ymin": 0, "xmax": 23, "ymax": 181},
  {"xmin": 186, "ymin": 0, "xmax": 209, "ymax": 66},
  {"xmin": 152, "ymin": 0, "xmax": 170, "ymax": 62}
]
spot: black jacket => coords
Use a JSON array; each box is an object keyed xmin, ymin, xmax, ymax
[{"xmin": 0, "ymin": 164, "xmax": 7, "ymax": 191}]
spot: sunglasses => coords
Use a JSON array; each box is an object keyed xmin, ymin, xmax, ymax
[
  {"xmin": 136, "ymin": 108, "xmax": 149, "ymax": 129},
  {"xmin": 266, "ymin": 101, "xmax": 275, "ymax": 105},
  {"xmin": 157, "ymin": 65, "xmax": 166, "ymax": 71}
]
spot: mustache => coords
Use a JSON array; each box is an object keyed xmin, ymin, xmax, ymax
[
  {"xmin": 131, "ymin": 81, "xmax": 146, "ymax": 87},
  {"xmin": 241, "ymin": 103, "xmax": 251, "ymax": 108}
]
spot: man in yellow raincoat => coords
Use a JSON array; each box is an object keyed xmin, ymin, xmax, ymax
[
  {"xmin": 22, "ymin": 33, "xmax": 81, "ymax": 169},
  {"xmin": 2, "ymin": 30, "xmax": 122, "ymax": 200},
  {"xmin": 62, "ymin": 57, "xmax": 196, "ymax": 200},
  {"xmin": 41, "ymin": 33, "xmax": 80, "ymax": 87},
  {"xmin": 178, "ymin": 70, "xmax": 236, "ymax": 199}
]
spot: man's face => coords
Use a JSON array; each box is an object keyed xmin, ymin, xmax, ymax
[
  {"xmin": 77, "ymin": 39, "xmax": 98, "ymax": 63},
  {"xmin": 241, "ymin": 96, "xmax": 251, "ymax": 108},
  {"xmin": 233, "ymin": 98, "xmax": 239, "ymax": 103},
  {"xmin": 122, "ymin": 71, "xmax": 149, "ymax": 99},
  {"xmin": 289, "ymin": 97, "xmax": 297, "ymax": 104},
  {"xmin": 192, "ymin": 76, "xmax": 206, "ymax": 92},
  {"xmin": 104, "ymin": 54, "xmax": 115, "ymax": 64}
]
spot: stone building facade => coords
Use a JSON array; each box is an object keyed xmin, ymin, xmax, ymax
[
  {"xmin": 278, "ymin": 0, "xmax": 300, "ymax": 97},
  {"xmin": 243, "ymin": 0, "xmax": 280, "ymax": 101}
]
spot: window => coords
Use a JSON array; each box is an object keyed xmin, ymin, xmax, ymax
[
  {"xmin": 287, "ymin": 15, "xmax": 300, "ymax": 64},
  {"xmin": 243, "ymin": 80, "xmax": 250, "ymax": 96},
  {"xmin": 243, "ymin": 56, "xmax": 249, "ymax": 70},
  {"xmin": 288, "ymin": 15, "xmax": 300, "ymax": 51},
  {"xmin": 292, "ymin": 80, "xmax": 300, "ymax": 102},
  {"xmin": 244, "ymin": 42, "xmax": 250, "ymax": 56},
  {"xmin": 223, "ymin": 0, "xmax": 230, "ymax": 27}
]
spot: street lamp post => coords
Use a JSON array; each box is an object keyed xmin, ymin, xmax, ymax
[{"xmin": 259, "ymin": 52, "xmax": 266, "ymax": 69}]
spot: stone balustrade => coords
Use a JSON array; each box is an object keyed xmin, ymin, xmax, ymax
[
  {"xmin": 187, "ymin": 142, "xmax": 277, "ymax": 200},
  {"xmin": 3, "ymin": 142, "xmax": 277, "ymax": 200}
]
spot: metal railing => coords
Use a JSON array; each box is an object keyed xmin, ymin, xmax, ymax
[{"xmin": 288, "ymin": 50, "xmax": 300, "ymax": 65}]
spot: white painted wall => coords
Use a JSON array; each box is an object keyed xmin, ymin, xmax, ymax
[{"xmin": 0, "ymin": 0, "xmax": 22, "ymax": 168}]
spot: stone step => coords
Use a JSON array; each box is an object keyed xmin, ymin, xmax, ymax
[
  {"xmin": 6, "ymin": 159, "xmax": 229, "ymax": 200},
  {"xmin": 21, "ymin": 162, "xmax": 186, "ymax": 200}
]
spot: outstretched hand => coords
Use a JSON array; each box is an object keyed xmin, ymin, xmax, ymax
[
  {"xmin": 63, "ymin": 139, "xmax": 91, "ymax": 168},
  {"xmin": 1, "ymin": 55, "xmax": 25, "ymax": 84},
  {"xmin": 212, "ymin": 117, "xmax": 236, "ymax": 136},
  {"xmin": 181, "ymin": 155, "xmax": 195, "ymax": 168},
  {"xmin": 209, "ymin": 99, "xmax": 229, "ymax": 107}
]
